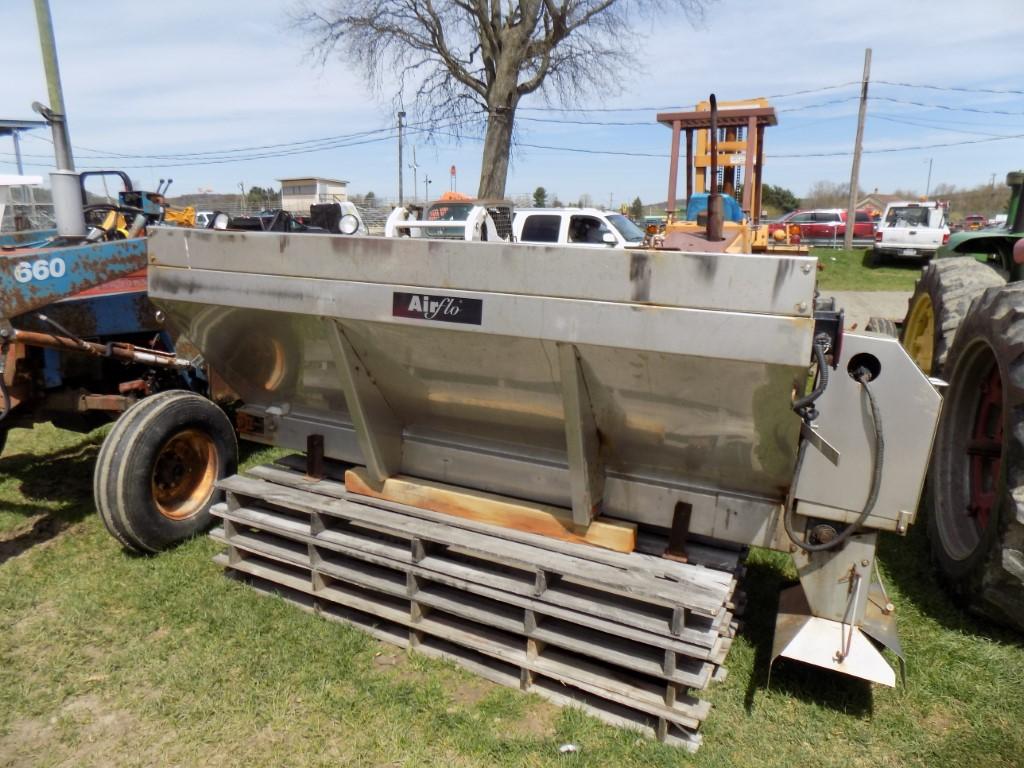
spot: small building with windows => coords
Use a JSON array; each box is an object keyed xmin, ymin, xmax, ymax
[{"xmin": 278, "ymin": 176, "xmax": 349, "ymax": 213}]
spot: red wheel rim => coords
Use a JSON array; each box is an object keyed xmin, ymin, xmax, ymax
[{"xmin": 966, "ymin": 362, "xmax": 1002, "ymax": 531}]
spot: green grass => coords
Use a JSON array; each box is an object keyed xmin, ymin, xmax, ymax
[
  {"xmin": 812, "ymin": 247, "xmax": 922, "ymax": 292},
  {"xmin": 2, "ymin": 423, "xmax": 1023, "ymax": 767}
]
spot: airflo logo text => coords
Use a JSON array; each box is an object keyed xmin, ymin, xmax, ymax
[{"xmin": 392, "ymin": 292, "xmax": 483, "ymax": 325}]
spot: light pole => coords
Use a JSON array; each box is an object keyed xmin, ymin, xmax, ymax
[
  {"xmin": 409, "ymin": 146, "xmax": 418, "ymax": 203},
  {"xmin": 397, "ymin": 111, "xmax": 406, "ymax": 205},
  {"xmin": 424, "ymin": 174, "xmax": 432, "ymax": 201}
]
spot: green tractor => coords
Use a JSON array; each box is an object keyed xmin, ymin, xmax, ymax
[{"xmin": 900, "ymin": 171, "xmax": 1024, "ymax": 631}]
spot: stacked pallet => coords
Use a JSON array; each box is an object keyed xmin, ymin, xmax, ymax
[{"xmin": 209, "ymin": 463, "xmax": 743, "ymax": 751}]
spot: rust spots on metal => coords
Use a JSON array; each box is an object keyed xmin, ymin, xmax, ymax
[
  {"xmin": 150, "ymin": 428, "xmax": 219, "ymax": 521},
  {"xmin": 78, "ymin": 393, "xmax": 131, "ymax": 412},
  {"xmin": 344, "ymin": 466, "xmax": 637, "ymax": 553},
  {"xmin": 0, "ymin": 238, "xmax": 148, "ymax": 320}
]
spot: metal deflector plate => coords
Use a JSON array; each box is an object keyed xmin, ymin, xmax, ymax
[{"xmin": 770, "ymin": 583, "xmax": 899, "ymax": 688}]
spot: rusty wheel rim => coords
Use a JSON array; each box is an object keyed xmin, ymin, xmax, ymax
[
  {"xmin": 151, "ymin": 429, "xmax": 218, "ymax": 521},
  {"xmin": 966, "ymin": 361, "xmax": 1002, "ymax": 532}
]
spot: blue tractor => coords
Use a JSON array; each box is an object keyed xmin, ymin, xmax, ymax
[{"xmin": 0, "ymin": 171, "xmax": 205, "ymax": 454}]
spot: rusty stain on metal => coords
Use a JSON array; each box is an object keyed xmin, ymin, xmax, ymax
[
  {"xmin": 7, "ymin": 329, "xmax": 188, "ymax": 369},
  {"xmin": 0, "ymin": 238, "xmax": 148, "ymax": 320},
  {"xmin": 79, "ymin": 393, "xmax": 130, "ymax": 412}
]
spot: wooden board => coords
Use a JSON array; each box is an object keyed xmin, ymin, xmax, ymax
[{"xmin": 344, "ymin": 467, "xmax": 637, "ymax": 554}]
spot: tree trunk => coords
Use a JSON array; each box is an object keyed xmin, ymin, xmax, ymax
[{"xmin": 478, "ymin": 105, "xmax": 515, "ymax": 199}]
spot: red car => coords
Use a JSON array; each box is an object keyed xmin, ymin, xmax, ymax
[{"xmin": 768, "ymin": 208, "xmax": 877, "ymax": 243}]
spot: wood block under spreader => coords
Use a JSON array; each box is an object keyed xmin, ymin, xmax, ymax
[{"xmin": 344, "ymin": 467, "xmax": 637, "ymax": 554}]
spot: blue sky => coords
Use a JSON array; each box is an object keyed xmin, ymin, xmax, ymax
[{"xmin": 2, "ymin": 0, "xmax": 1023, "ymax": 205}]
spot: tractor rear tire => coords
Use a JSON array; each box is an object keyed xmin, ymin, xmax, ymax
[
  {"xmin": 927, "ymin": 284, "xmax": 1024, "ymax": 631},
  {"xmin": 94, "ymin": 391, "xmax": 237, "ymax": 554},
  {"xmin": 0, "ymin": 427, "xmax": 6, "ymax": 457},
  {"xmin": 865, "ymin": 316, "xmax": 898, "ymax": 338},
  {"xmin": 901, "ymin": 257, "xmax": 1004, "ymax": 376}
]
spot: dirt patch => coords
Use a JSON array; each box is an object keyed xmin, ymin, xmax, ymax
[
  {"xmin": 9, "ymin": 600, "xmax": 58, "ymax": 633},
  {"xmin": 0, "ymin": 516, "xmax": 78, "ymax": 565},
  {"xmin": 511, "ymin": 701, "xmax": 557, "ymax": 738},
  {"xmin": 448, "ymin": 676, "xmax": 495, "ymax": 708},
  {"xmin": 923, "ymin": 707, "xmax": 958, "ymax": 735},
  {"xmin": 0, "ymin": 694, "xmax": 150, "ymax": 768},
  {"xmin": 0, "ymin": 518, "xmax": 84, "ymax": 565},
  {"xmin": 372, "ymin": 648, "xmax": 408, "ymax": 670}
]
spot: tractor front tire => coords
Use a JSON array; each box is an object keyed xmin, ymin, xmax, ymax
[
  {"xmin": 94, "ymin": 390, "xmax": 237, "ymax": 554},
  {"xmin": 901, "ymin": 257, "xmax": 1004, "ymax": 376},
  {"xmin": 865, "ymin": 316, "xmax": 898, "ymax": 338},
  {"xmin": 927, "ymin": 284, "xmax": 1024, "ymax": 631}
]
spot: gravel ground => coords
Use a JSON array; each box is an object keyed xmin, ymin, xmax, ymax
[{"xmin": 829, "ymin": 290, "xmax": 911, "ymax": 330}]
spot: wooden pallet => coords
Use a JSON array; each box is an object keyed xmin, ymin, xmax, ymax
[{"xmin": 210, "ymin": 463, "xmax": 744, "ymax": 751}]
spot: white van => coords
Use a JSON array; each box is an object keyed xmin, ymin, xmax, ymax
[
  {"xmin": 513, "ymin": 207, "xmax": 645, "ymax": 248},
  {"xmin": 872, "ymin": 201, "xmax": 949, "ymax": 264}
]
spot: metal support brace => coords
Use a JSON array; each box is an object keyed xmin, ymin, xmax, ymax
[
  {"xmin": 323, "ymin": 319, "xmax": 402, "ymax": 486},
  {"xmin": 557, "ymin": 343, "xmax": 605, "ymax": 527}
]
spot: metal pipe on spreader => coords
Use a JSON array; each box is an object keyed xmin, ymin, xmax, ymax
[{"xmin": 1, "ymin": 328, "xmax": 192, "ymax": 369}]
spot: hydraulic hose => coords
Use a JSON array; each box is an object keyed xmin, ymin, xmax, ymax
[
  {"xmin": 792, "ymin": 338, "xmax": 830, "ymax": 422},
  {"xmin": 785, "ymin": 370, "xmax": 884, "ymax": 552},
  {"xmin": 0, "ymin": 375, "xmax": 10, "ymax": 426}
]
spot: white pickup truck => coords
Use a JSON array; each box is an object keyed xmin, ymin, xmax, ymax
[
  {"xmin": 871, "ymin": 200, "xmax": 949, "ymax": 265},
  {"xmin": 513, "ymin": 207, "xmax": 645, "ymax": 248}
]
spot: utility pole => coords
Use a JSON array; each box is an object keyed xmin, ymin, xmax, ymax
[
  {"xmin": 408, "ymin": 146, "xmax": 418, "ymax": 203},
  {"xmin": 424, "ymin": 174, "xmax": 432, "ymax": 201},
  {"xmin": 397, "ymin": 111, "xmax": 406, "ymax": 205},
  {"xmin": 11, "ymin": 131, "xmax": 24, "ymax": 175},
  {"xmin": 925, "ymin": 158, "xmax": 933, "ymax": 199},
  {"xmin": 32, "ymin": 0, "xmax": 74, "ymax": 172},
  {"xmin": 844, "ymin": 47, "xmax": 871, "ymax": 251}
]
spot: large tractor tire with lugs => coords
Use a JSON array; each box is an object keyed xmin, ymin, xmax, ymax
[
  {"xmin": 94, "ymin": 390, "xmax": 237, "ymax": 554},
  {"xmin": 865, "ymin": 316, "xmax": 898, "ymax": 338},
  {"xmin": 901, "ymin": 257, "xmax": 1005, "ymax": 376},
  {"xmin": 927, "ymin": 284, "xmax": 1024, "ymax": 631}
]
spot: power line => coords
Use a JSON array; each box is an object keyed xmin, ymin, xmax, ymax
[
  {"xmin": 773, "ymin": 132, "xmax": 1024, "ymax": 158},
  {"xmin": 763, "ymin": 81, "xmax": 859, "ymax": 99},
  {"xmin": 518, "ymin": 104, "xmax": 678, "ymax": 114},
  {"xmin": 515, "ymin": 81, "xmax": 861, "ymax": 114},
  {"xmin": 6, "ymin": 131, "xmax": 404, "ymax": 169},
  {"xmin": 433, "ymin": 128, "xmax": 1024, "ymax": 160},
  {"xmin": 518, "ymin": 116, "xmax": 653, "ymax": 127},
  {"xmin": 870, "ymin": 95, "xmax": 1024, "ymax": 116},
  {"xmin": 777, "ymin": 96, "xmax": 860, "ymax": 113},
  {"xmin": 872, "ymin": 113, "xmax": 1015, "ymax": 138},
  {"xmin": 20, "ymin": 120, "xmax": 437, "ymax": 161},
  {"xmin": 7, "ymin": 121, "xmax": 469, "ymax": 169},
  {"xmin": 875, "ymin": 80, "xmax": 1024, "ymax": 96}
]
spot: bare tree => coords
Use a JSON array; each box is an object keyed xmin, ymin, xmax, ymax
[
  {"xmin": 295, "ymin": 1, "xmax": 707, "ymax": 198},
  {"xmin": 803, "ymin": 180, "xmax": 866, "ymax": 210}
]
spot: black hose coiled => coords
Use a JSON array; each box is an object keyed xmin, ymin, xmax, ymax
[{"xmin": 785, "ymin": 370, "xmax": 884, "ymax": 552}]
